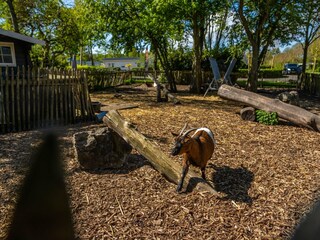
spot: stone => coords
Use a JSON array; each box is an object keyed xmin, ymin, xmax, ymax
[{"xmin": 73, "ymin": 127, "xmax": 132, "ymax": 170}]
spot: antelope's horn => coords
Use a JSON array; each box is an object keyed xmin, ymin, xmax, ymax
[
  {"xmin": 181, "ymin": 128, "xmax": 198, "ymax": 139},
  {"xmin": 178, "ymin": 123, "xmax": 188, "ymax": 137}
]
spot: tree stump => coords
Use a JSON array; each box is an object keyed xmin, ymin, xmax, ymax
[
  {"xmin": 240, "ymin": 107, "xmax": 256, "ymax": 121},
  {"xmin": 148, "ymin": 74, "xmax": 181, "ymax": 104},
  {"xmin": 73, "ymin": 127, "xmax": 132, "ymax": 170},
  {"xmin": 277, "ymin": 91, "xmax": 299, "ymax": 106}
]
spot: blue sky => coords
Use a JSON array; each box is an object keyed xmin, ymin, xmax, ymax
[{"xmin": 63, "ymin": 0, "xmax": 74, "ymax": 7}]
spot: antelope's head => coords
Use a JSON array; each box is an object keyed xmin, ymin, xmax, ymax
[{"xmin": 171, "ymin": 123, "xmax": 197, "ymax": 156}]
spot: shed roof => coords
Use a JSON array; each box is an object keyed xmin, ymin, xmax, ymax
[{"xmin": 0, "ymin": 29, "xmax": 45, "ymax": 46}]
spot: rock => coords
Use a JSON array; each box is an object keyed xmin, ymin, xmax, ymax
[
  {"xmin": 277, "ymin": 91, "xmax": 300, "ymax": 106},
  {"xmin": 73, "ymin": 127, "xmax": 132, "ymax": 170}
]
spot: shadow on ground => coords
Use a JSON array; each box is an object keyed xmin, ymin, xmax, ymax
[
  {"xmin": 184, "ymin": 177, "xmax": 209, "ymax": 194},
  {"xmin": 77, "ymin": 153, "xmax": 149, "ymax": 175},
  {"xmin": 210, "ymin": 164, "xmax": 254, "ymax": 205}
]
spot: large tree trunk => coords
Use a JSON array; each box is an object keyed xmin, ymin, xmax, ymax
[
  {"xmin": 218, "ymin": 84, "xmax": 320, "ymax": 132},
  {"xmin": 191, "ymin": 30, "xmax": 202, "ymax": 93},
  {"xmin": 299, "ymin": 43, "xmax": 309, "ymax": 88},
  {"xmin": 103, "ymin": 110, "xmax": 217, "ymax": 194},
  {"xmin": 247, "ymin": 46, "xmax": 259, "ymax": 92},
  {"xmin": 5, "ymin": 0, "xmax": 20, "ymax": 33},
  {"xmin": 302, "ymin": 44, "xmax": 308, "ymax": 74},
  {"xmin": 152, "ymin": 39, "xmax": 177, "ymax": 92},
  {"xmin": 190, "ymin": 13, "xmax": 205, "ymax": 94},
  {"xmin": 89, "ymin": 45, "xmax": 94, "ymax": 66},
  {"xmin": 42, "ymin": 43, "xmax": 51, "ymax": 67}
]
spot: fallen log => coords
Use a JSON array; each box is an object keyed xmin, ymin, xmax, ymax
[
  {"xmin": 218, "ymin": 84, "xmax": 320, "ymax": 132},
  {"xmin": 103, "ymin": 110, "xmax": 217, "ymax": 194}
]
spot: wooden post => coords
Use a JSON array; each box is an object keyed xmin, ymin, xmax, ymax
[
  {"xmin": 11, "ymin": 67, "xmax": 16, "ymax": 131},
  {"xmin": 0, "ymin": 67, "xmax": 5, "ymax": 133},
  {"xmin": 28, "ymin": 66, "xmax": 35, "ymax": 130},
  {"xmin": 63, "ymin": 70, "xmax": 68, "ymax": 125},
  {"xmin": 0, "ymin": 70, "xmax": 3, "ymax": 133},
  {"xmin": 35, "ymin": 68, "xmax": 42, "ymax": 128},
  {"xmin": 68, "ymin": 70, "xmax": 73, "ymax": 122},
  {"xmin": 16, "ymin": 66, "xmax": 21, "ymax": 131},
  {"xmin": 218, "ymin": 84, "xmax": 320, "ymax": 132},
  {"xmin": 103, "ymin": 110, "xmax": 217, "ymax": 194},
  {"xmin": 54, "ymin": 69, "xmax": 59, "ymax": 124},
  {"xmin": 5, "ymin": 67, "xmax": 9, "ymax": 132},
  {"xmin": 21, "ymin": 66, "xmax": 26, "ymax": 131}
]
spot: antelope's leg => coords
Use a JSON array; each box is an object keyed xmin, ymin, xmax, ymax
[
  {"xmin": 201, "ymin": 167, "xmax": 206, "ymax": 180},
  {"xmin": 177, "ymin": 160, "xmax": 189, "ymax": 192}
]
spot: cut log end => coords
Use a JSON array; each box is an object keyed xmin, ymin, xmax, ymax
[{"xmin": 240, "ymin": 107, "xmax": 256, "ymax": 122}]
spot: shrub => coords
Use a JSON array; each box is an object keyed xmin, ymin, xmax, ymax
[
  {"xmin": 237, "ymin": 69, "xmax": 283, "ymax": 78},
  {"xmin": 255, "ymin": 110, "xmax": 279, "ymax": 125},
  {"xmin": 260, "ymin": 65, "xmax": 272, "ymax": 69},
  {"xmin": 67, "ymin": 65, "xmax": 106, "ymax": 70}
]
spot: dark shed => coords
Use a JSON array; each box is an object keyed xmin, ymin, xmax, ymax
[{"xmin": 0, "ymin": 29, "xmax": 45, "ymax": 67}]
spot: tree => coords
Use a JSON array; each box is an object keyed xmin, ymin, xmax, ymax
[
  {"xmin": 89, "ymin": 0, "xmax": 183, "ymax": 92},
  {"xmin": 22, "ymin": 0, "xmax": 80, "ymax": 67},
  {"xmin": 274, "ymin": 44, "xmax": 303, "ymax": 69},
  {"xmin": 204, "ymin": 3, "xmax": 230, "ymax": 53},
  {"xmin": 234, "ymin": 0, "xmax": 296, "ymax": 91},
  {"xmin": 177, "ymin": 0, "xmax": 225, "ymax": 93},
  {"xmin": 73, "ymin": 0, "xmax": 104, "ymax": 66},
  {"xmin": 4, "ymin": 0, "xmax": 19, "ymax": 33},
  {"xmin": 1, "ymin": 0, "xmax": 81, "ymax": 67},
  {"xmin": 295, "ymin": 1, "xmax": 320, "ymax": 78}
]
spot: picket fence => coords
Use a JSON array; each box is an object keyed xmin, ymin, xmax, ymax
[
  {"xmin": 302, "ymin": 73, "xmax": 320, "ymax": 96},
  {"xmin": 0, "ymin": 67, "xmax": 95, "ymax": 134}
]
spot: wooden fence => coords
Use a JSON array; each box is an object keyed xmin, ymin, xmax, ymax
[
  {"xmin": 302, "ymin": 73, "xmax": 320, "ymax": 96},
  {"xmin": 86, "ymin": 68, "xmax": 131, "ymax": 91},
  {"xmin": 0, "ymin": 67, "xmax": 95, "ymax": 134},
  {"xmin": 86, "ymin": 69, "xmax": 215, "ymax": 90}
]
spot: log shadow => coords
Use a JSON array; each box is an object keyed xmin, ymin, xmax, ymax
[
  {"xmin": 211, "ymin": 164, "xmax": 254, "ymax": 205},
  {"xmin": 74, "ymin": 153, "xmax": 149, "ymax": 175},
  {"xmin": 184, "ymin": 177, "xmax": 208, "ymax": 193},
  {"xmin": 144, "ymin": 134, "xmax": 169, "ymax": 144}
]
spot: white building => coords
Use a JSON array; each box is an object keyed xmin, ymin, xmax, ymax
[{"xmin": 102, "ymin": 57, "xmax": 141, "ymax": 70}]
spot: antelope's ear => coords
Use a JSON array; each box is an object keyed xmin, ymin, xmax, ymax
[
  {"xmin": 184, "ymin": 135, "xmax": 191, "ymax": 141},
  {"xmin": 171, "ymin": 132, "xmax": 179, "ymax": 137}
]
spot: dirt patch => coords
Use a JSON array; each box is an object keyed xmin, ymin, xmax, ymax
[{"xmin": 1, "ymin": 84, "xmax": 320, "ymax": 239}]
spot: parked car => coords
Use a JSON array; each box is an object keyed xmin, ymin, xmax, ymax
[{"xmin": 282, "ymin": 63, "xmax": 301, "ymax": 75}]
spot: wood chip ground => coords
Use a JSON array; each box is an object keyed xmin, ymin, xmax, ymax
[{"xmin": 1, "ymin": 84, "xmax": 320, "ymax": 239}]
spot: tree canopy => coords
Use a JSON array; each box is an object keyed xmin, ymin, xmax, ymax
[{"xmin": 0, "ymin": 0, "xmax": 319, "ymax": 91}]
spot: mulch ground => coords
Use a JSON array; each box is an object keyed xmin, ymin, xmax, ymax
[{"xmin": 1, "ymin": 84, "xmax": 320, "ymax": 239}]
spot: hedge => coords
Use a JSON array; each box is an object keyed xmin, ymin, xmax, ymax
[{"xmin": 237, "ymin": 69, "xmax": 283, "ymax": 78}]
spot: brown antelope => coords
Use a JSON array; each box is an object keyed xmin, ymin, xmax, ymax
[{"xmin": 171, "ymin": 124, "xmax": 216, "ymax": 192}]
